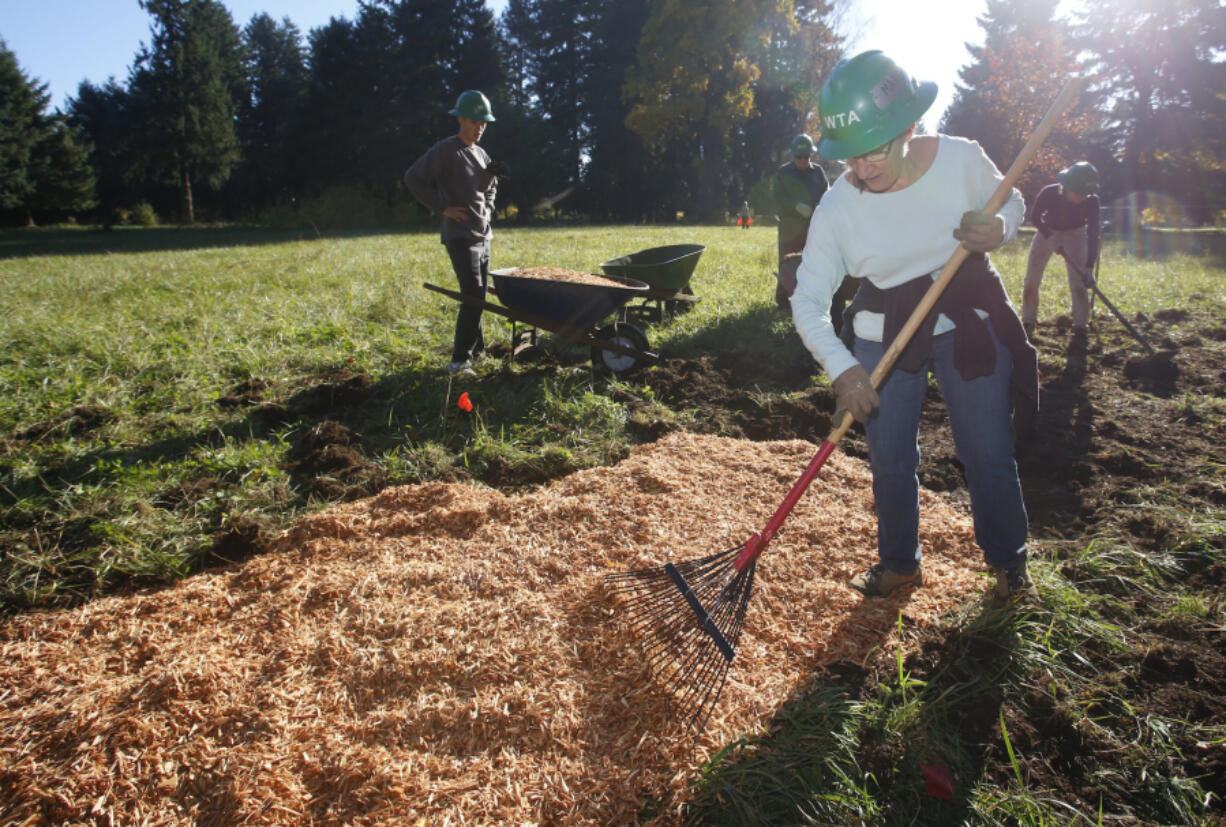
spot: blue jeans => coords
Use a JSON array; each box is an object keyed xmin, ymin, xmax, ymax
[{"xmin": 855, "ymin": 323, "xmax": 1028, "ymax": 574}]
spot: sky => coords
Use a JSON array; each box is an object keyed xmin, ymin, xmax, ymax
[{"xmin": 3, "ymin": 0, "xmax": 989, "ymax": 132}]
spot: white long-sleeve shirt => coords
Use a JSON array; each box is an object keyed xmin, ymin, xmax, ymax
[{"xmin": 791, "ymin": 135, "xmax": 1025, "ymax": 382}]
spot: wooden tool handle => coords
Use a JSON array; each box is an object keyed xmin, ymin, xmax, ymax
[{"xmin": 828, "ymin": 77, "xmax": 1085, "ymax": 442}]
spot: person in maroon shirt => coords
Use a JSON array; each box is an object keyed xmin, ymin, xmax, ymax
[{"xmin": 1021, "ymin": 161, "xmax": 1101, "ymax": 345}]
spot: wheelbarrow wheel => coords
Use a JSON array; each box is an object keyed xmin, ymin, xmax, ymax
[{"xmin": 591, "ymin": 321, "xmax": 651, "ymax": 376}]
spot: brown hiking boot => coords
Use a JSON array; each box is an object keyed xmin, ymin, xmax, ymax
[
  {"xmin": 849, "ymin": 563, "xmax": 923, "ymax": 597},
  {"xmin": 994, "ymin": 561, "xmax": 1036, "ymax": 600}
]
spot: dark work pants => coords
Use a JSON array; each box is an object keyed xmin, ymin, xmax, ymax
[{"xmin": 445, "ymin": 237, "xmax": 490, "ymax": 363}]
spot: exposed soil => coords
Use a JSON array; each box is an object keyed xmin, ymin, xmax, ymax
[
  {"xmin": 15, "ymin": 404, "xmax": 115, "ymax": 441},
  {"xmin": 628, "ymin": 306, "xmax": 1225, "ymax": 820}
]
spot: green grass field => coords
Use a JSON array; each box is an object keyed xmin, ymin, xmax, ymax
[{"xmin": 2, "ymin": 223, "xmax": 1224, "ymax": 823}]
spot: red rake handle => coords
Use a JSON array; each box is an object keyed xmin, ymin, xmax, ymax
[
  {"xmin": 732, "ymin": 76, "xmax": 1084, "ymax": 574},
  {"xmin": 733, "ymin": 434, "xmax": 845, "ymax": 569}
]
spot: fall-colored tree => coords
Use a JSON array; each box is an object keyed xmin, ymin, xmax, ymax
[
  {"xmin": 940, "ymin": 0, "xmax": 1099, "ymax": 206},
  {"xmin": 625, "ymin": 0, "xmax": 823, "ymax": 219},
  {"xmin": 736, "ymin": 0, "xmax": 841, "ymax": 218}
]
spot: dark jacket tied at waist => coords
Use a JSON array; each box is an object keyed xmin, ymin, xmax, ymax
[{"xmin": 840, "ymin": 253, "xmax": 1039, "ymax": 436}]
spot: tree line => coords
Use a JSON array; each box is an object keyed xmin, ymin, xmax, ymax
[{"xmin": 2, "ymin": 0, "xmax": 1222, "ymax": 228}]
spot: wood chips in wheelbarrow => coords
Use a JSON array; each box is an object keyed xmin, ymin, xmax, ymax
[
  {"xmin": 0, "ymin": 432, "xmax": 989, "ymax": 825},
  {"xmin": 509, "ymin": 266, "xmax": 628, "ymax": 287}
]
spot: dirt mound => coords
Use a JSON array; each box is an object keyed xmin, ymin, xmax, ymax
[
  {"xmin": 620, "ymin": 355, "xmax": 831, "ymax": 442},
  {"xmin": 15, "ymin": 404, "xmax": 115, "ymax": 441},
  {"xmin": 0, "ymin": 433, "xmax": 994, "ymax": 825},
  {"xmin": 284, "ymin": 420, "xmax": 386, "ymax": 501}
]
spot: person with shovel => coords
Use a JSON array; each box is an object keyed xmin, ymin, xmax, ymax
[
  {"xmin": 404, "ymin": 90, "xmax": 500, "ymax": 375},
  {"xmin": 791, "ymin": 50, "xmax": 1038, "ymax": 600},
  {"xmin": 772, "ymin": 134, "xmax": 830, "ymax": 311},
  {"xmin": 1020, "ymin": 161, "xmax": 1101, "ymax": 347}
]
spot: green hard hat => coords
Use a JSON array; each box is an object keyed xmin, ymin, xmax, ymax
[
  {"xmin": 1058, "ymin": 161, "xmax": 1099, "ymax": 195},
  {"xmin": 449, "ymin": 90, "xmax": 495, "ymax": 122},
  {"xmin": 790, "ymin": 133, "xmax": 816, "ymax": 157},
  {"xmin": 816, "ymin": 50, "xmax": 937, "ymax": 160}
]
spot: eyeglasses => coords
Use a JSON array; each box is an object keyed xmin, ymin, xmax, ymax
[{"xmin": 848, "ymin": 137, "xmax": 896, "ymax": 164}]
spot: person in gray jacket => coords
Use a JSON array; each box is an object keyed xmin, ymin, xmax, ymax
[{"xmin": 405, "ymin": 90, "xmax": 500, "ymax": 374}]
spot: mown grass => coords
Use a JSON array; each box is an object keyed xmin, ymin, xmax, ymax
[{"xmin": 3, "ymin": 221, "xmax": 1225, "ymax": 822}]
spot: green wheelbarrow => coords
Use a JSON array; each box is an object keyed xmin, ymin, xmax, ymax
[{"xmin": 599, "ymin": 243, "xmax": 705, "ymax": 321}]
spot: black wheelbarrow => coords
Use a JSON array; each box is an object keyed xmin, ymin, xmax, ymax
[
  {"xmin": 599, "ymin": 243, "xmax": 705, "ymax": 321},
  {"xmin": 423, "ymin": 268, "xmax": 659, "ymax": 376}
]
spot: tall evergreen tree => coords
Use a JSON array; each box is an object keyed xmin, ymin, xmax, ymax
[
  {"xmin": 293, "ymin": 17, "xmax": 363, "ymax": 195},
  {"xmin": 576, "ymin": 0, "xmax": 659, "ymax": 220},
  {"xmin": 0, "ymin": 41, "xmax": 44, "ymax": 220},
  {"xmin": 235, "ymin": 13, "xmax": 306, "ymax": 210},
  {"xmin": 0, "ymin": 41, "xmax": 96, "ymax": 225},
  {"xmin": 293, "ymin": 0, "xmax": 504, "ymax": 204},
  {"xmin": 128, "ymin": 0, "xmax": 247, "ymax": 223},
  {"xmin": 940, "ymin": 0, "xmax": 1097, "ymax": 205},
  {"xmin": 28, "ymin": 115, "xmax": 98, "ymax": 221},
  {"xmin": 1073, "ymin": 0, "xmax": 1226, "ymax": 223},
  {"xmin": 68, "ymin": 79, "xmax": 138, "ymax": 221},
  {"xmin": 496, "ymin": 0, "xmax": 589, "ymax": 218}
]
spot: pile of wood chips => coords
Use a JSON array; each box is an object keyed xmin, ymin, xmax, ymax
[
  {"xmin": 508, "ymin": 266, "xmax": 627, "ymax": 287},
  {"xmin": 0, "ymin": 433, "xmax": 988, "ymax": 825}
]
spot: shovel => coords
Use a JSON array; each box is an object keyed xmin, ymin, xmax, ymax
[{"xmin": 1058, "ymin": 250, "xmax": 1156, "ymax": 356}]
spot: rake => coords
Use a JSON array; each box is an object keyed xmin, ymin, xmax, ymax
[{"xmin": 606, "ymin": 78, "xmax": 1084, "ymax": 733}]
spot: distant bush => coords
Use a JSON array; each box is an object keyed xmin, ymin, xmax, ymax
[{"xmin": 130, "ymin": 201, "xmax": 159, "ymax": 227}]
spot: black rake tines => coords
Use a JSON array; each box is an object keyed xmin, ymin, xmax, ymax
[{"xmin": 605, "ymin": 546, "xmax": 757, "ymax": 732}]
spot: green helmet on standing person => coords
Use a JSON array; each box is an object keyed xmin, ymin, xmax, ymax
[
  {"xmin": 1058, "ymin": 161, "xmax": 1099, "ymax": 195},
  {"xmin": 790, "ymin": 133, "xmax": 817, "ymax": 157},
  {"xmin": 816, "ymin": 50, "xmax": 937, "ymax": 160},
  {"xmin": 449, "ymin": 90, "xmax": 496, "ymax": 122}
]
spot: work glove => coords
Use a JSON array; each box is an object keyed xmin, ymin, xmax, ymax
[
  {"xmin": 795, "ymin": 202, "xmax": 813, "ymax": 219},
  {"xmin": 953, "ymin": 210, "xmax": 1005, "ymax": 252},
  {"xmin": 832, "ymin": 364, "xmax": 879, "ymax": 425}
]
